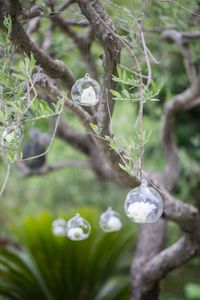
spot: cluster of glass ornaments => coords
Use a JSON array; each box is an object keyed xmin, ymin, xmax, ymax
[
  {"xmin": 52, "ymin": 214, "xmax": 91, "ymax": 241},
  {"xmin": 52, "ymin": 75, "xmax": 164, "ymax": 241},
  {"xmin": 71, "ymin": 73, "xmax": 101, "ymax": 106},
  {"xmin": 52, "ymin": 183, "xmax": 163, "ymax": 241},
  {"xmin": 99, "ymin": 207, "xmax": 122, "ymax": 232},
  {"xmin": 124, "ymin": 181, "xmax": 163, "ymax": 223}
]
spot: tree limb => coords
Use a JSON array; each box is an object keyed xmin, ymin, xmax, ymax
[
  {"xmin": 134, "ymin": 235, "xmax": 198, "ymax": 299},
  {"xmin": 56, "ymin": 116, "xmax": 91, "ymax": 155},
  {"xmin": 10, "ymin": 20, "xmax": 75, "ymax": 90},
  {"xmin": 157, "ymin": 78, "xmax": 200, "ymax": 190},
  {"xmin": 17, "ymin": 159, "xmax": 91, "ymax": 177},
  {"xmin": 77, "ymin": 0, "xmax": 121, "ymax": 135},
  {"xmin": 131, "ymin": 220, "xmax": 166, "ymax": 300},
  {"xmin": 162, "ymin": 30, "xmax": 198, "ymax": 83},
  {"xmin": 34, "ymin": 71, "xmax": 141, "ymax": 187},
  {"xmin": 0, "ymin": 0, "xmax": 75, "ymax": 91},
  {"xmin": 33, "ymin": 71, "xmax": 93, "ymax": 126},
  {"xmin": 51, "ymin": 14, "xmax": 99, "ymax": 79}
]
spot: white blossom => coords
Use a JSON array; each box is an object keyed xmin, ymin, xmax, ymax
[
  {"xmin": 106, "ymin": 216, "xmax": 122, "ymax": 231},
  {"xmin": 81, "ymin": 86, "xmax": 97, "ymax": 105},
  {"xmin": 67, "ymin": 227, "xmax": 84, "ymax": 240},
  {"xmin": 126, "ymin": 201, "xmax": 156, "ymax": 223}
]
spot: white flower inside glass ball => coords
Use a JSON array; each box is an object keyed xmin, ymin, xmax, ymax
[
  {"xmin": 52, "ymin": 214, "xmax": 91, "ymax": 241},
  {"xmin": 71, "ymin": 73, "xmax": 101, "ymax": 106},
  {"xmin": 124, "ymin": 181, "xmax": 163, "ymax": 223},
  {"xmin": 99, "ymin": 207, "xmax": 122, "ymax": 232},
  {"xmin": 52, "ymin": 183, "xmax": 163, "ymax": 242},
  {"xmin": 66, "ymin": 214, "xmax": 91, "ymax": 241}
]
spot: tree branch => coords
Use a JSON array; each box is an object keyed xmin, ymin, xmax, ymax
[
  {"xmin": 56, "ymin": 116, "xmax": 91, "ymax": 155},
  {"xmin": 51, "ymin": 14, "xmax": 99, "ymax": 79},
  {"xmin": 160, "ymin": 186, "xmax": 199, "ymax": 232},
  {"xmin": 17, "ymin": 159, "xmax": 91, "ymax": 177},
  {"xmin": 131, "ymin": 76, "xmax": 200, "ymax": 299},
  {"xmin": 34, "ymin": 71, "xmax": 140, "ymax": 187},
  {"xmin": 77, "ymin": 0, "xmax": 121, "ymax": 135},
  {"xmin": 135, "ymin": 235, "xmax": 198, "ymax": 299},
  {"xmin": 33, "ymin": 71, "xmax": 93, "ymax": 126},
  {"xmin": 54, "ymin": 19, "xmax": 89, "ymax": 27},
  {"xmin": 162, "ymin": 30, "xmax": 198, "ymax": 83},
  {"xmin": 156, "ymin": 78, "xmax": 200, "ymax": 190},
  {"xmin": 131, "ymin": 220, "xmax": 166, "ymax": 300},
  {"xmin": 0, "ymin": 0, "xmax": 76, "ymax": 91}
]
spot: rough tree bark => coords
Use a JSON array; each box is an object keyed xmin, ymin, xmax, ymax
[{"xmin": 0, "ymin": 1, "xmax": 200, "ymax": 299}]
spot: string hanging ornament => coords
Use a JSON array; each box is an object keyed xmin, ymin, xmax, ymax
[
  {"xmin": 66, "ymin": 213, "xmax": 91, "ymax": 241},
  {"xmin": 99, "ymin": 207, "xmax": 122, "ymax": 232},
  {"xmin": 124, "ymin": 181, "xmax": 163, "ymax": 223},
  {"xmin": 71, "ymin": 73, "xmax": 101, "ymax": 106}
]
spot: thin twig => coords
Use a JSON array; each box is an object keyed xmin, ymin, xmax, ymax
[{"xmin": 0, "ymin": 164, "xmax": 11, "ymax": 198}]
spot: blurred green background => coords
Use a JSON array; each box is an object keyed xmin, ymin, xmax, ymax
[{"xmin": 0, "ymin": 0, "xmax": 200, "ymax": 299}]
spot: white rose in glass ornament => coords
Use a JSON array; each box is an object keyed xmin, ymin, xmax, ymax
[
  {"xmin": 1, "ymin": 125, "xmax": 23, "ymax": 149},
  {"xmin": 99, "ymin": 207, "xmax": 122, "ymax": 232},
  {"xmin": 66, "ymin": 213, "xmax": 91, "ymax": 241},
  {"xmin": 124, "ymin": 182, "xmax": 163, "ymax": 223},
  {"xmin": 71, "ymin": 73, "xmax": 101, "ymax": 106},
  {"xmin": 52, "ymin": 218, "xmax": 67, "ymax": 237}
]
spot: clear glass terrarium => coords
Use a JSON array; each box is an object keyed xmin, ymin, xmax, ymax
[
  {"xmin": 99, "ymin": 207, "xmax": 122, "ymax": 232},
  {"xmin": 52, "ymin": 218, "xmax": 67, "ymax": 237},
  {"xmin": 124, "ymin": 181, "xmax": 163, "ymax": 223},
  {"xmin": 66, "ymin": 213, "xmax": 91, "ymax": 241},
  {"xmin": 71, "ymin": 73, "xmax": 101, "ymax": 106}
]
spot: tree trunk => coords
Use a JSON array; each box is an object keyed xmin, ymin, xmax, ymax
[{"xmin": 131, "ymin": 220, "xmax": 166, "ymax": 300}]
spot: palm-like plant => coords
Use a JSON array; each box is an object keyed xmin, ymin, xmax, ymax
[{"xmin": 0, "ymin": 208, "xmax": 136, "ymax": 300}]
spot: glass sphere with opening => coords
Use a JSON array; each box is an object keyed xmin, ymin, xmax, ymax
[
  {"xmin": 99, "ymin": 207, "xmax": 122, "ymax": 232},
  {"xmin": 71, "ymin": 73, "xmax": 101, "ymax": 106},
  {"xmin": 124, "ymin": 182, "xmax": 163, "ymax": 223},
  {"xmin": 66, "ymin": 214, "xmax": 91, "ymax": 241}
]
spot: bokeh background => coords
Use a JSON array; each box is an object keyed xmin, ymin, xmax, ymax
[{"xmin": 0, "ymin": 0, "xmax": 200, "ymax": 299}]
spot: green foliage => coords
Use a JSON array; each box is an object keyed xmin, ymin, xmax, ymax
[
  {"xmin": 0, "ymin": 1, "xmax": 199, "ymax": 299},
  {"xmin": 105, "ymin": 133, "xmax": 151, "ymax": 177},
  {"xmin": 108, "ymin": 65, "xmax": 162, "ymax": 176},
  {"xmin": 185, "ymin": 283, "xmax": 200, "ymax": 299},
  {"xmin": 111, "ymin": 66, "xmax": 161, "ymax": 103},
  {"xmin": 0, "ymin": 209, "xmax": 135, "ymax": 300},
  {"xmin": 0, "ymin": 19, "xmax": 63, "ymax": 164},
  {"xmin": 90, "ymin": 123, "xmax": 101, "ymax": 136},
  {"xmin": 173, "ymin": 149, "xmax": 200, "ymax": 206}
]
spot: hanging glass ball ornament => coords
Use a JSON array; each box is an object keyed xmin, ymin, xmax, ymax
[
  {"xmin": 99, "ymin": 207, "xmax": 122, "ymax": 232},
  {"xmin": 1, "ymin": 125, "xmax": 23, "ymax": 150},
  {"xmin": 52, "ymin": 218, "xmax": 67, "ymax": 237},
  {"xmin": 71, "ymin": 73, "xmax": 101, "ymax": 106},
  {"xmin": 124, "ymin": 181, "xmax": 163, "ymax": 223},
  {"xmin": 66, "ymin": 213, "xmax": 91, "ymax": 241}
]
